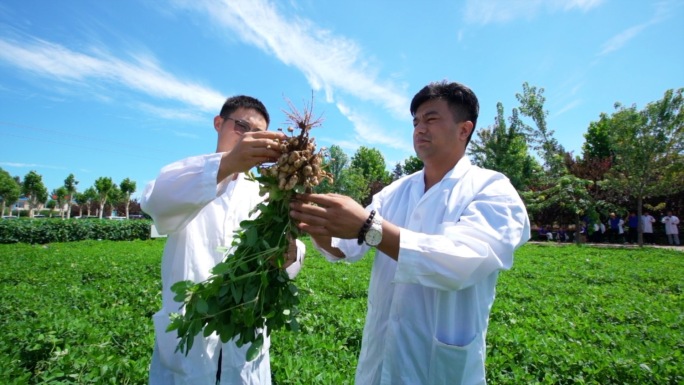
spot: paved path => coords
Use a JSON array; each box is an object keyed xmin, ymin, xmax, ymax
[{"xmin": 528, "ymin": 241, "xmax": 683, "ymax": 252}]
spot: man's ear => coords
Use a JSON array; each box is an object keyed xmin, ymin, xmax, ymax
[
  {"xmin": 460, "ymin": 121, "xmax": 474, "ymax": 141},
  {"xmin": 213, "ymin": 115, "xmax": 223, "ymax": 133}
]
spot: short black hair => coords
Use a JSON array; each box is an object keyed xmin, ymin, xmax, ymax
[
  {"xmin": 410, "ymin": 81, "xmax": 479, "ymax": 145},
  {"xmin": 219, "ymin": 95, "xmax": 270, "ymax": 126}
]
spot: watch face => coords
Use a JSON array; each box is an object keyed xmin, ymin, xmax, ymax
[{"xmin": 365, "ymin": 226, "xmax": 382, "ymax": 246}]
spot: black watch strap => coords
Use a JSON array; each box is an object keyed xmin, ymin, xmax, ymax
[{"xmin": 357, "ymin": 210, "xmax": 376, "ymax": 245}]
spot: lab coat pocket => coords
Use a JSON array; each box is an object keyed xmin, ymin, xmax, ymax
[
  {"xmin": 153, "ymin": 311, "xmax": 219, "ymax": 377},
  {"xmin": 428, "ymin": 332, "xmax": 485, "ymax": 385},
  {"xmin": 153, "ymin": 311, "xmax": 187, "ymax": 374}
]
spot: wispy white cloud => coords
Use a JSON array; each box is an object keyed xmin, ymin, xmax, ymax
[
  {"xmin": 0, "ymin": 162, "xmax": 65, "ymax": 170},
  {"xmin": 317, "ymin": 137, "xmax": 360, "ymax": 155},
  {"xmin": 164, "ymin": 0, "xmax": 414, "ymax": 153},
  {"xmin": 598, "ymin": 1, "xmax": 676, "ymax": 56},
  {"xmin": 137, "ymin": 103, "xmax": 208, "ymax": 122},
  {"xmin": 336, "ymin": 102, "xmax": 413, "ymax": 153},
  {"xmin": 553, "ymin": 99, "xmax": 582, "ymax": 117},
  {"xmin": 170, "ymin": 0, "xmax": 410, "ymax": 120},
  {"xmin": 598, "ymin": 24, "xmax": 648, "ymax": 56},
  {"xmin": 172, "ymin": 130, "xmax": 201, "ymax": 139},
  {"xmin": 464, "ymin": 0, "xmax": 604, "ymax": 25},
  {"xmin": 0, "ymin": 36, "xmax": 225, "ymax": 113},
  {"xmin": 563, "ymin": 0, "xmax": 604, "ymax": 12}
]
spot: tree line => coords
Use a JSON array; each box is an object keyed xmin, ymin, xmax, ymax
[
  {"xmin": 0, "ymin": 170, "xmax": 137, "ymax": 219},
  {"xmin": 1, "ymin": 83, "xmax": 681, "ymax": 246},
  {"xmin": 467, "ymin": 83, "xmax": 683, "ymax": 245},
  {"xmin": 314, "ymin": 83, "xmax": 683, "ymax": 246}
]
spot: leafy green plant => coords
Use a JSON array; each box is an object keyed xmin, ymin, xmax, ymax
[
  {"xmin": 487, "ymin": 244, "xmax": 684, "ymax": 384},
  {"xmin": 1, "ymin": 240, "xmax": 682, "ymax": 384},
  {"xmin": 167, "ymin": 99, "xmax": 332, "ymax": 361},
  {"xmin": 0, "ymin": 240, "xmax": 161, "ymax": 384}
]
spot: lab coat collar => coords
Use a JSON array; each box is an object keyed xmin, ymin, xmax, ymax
[
  {"xmin": 408, "ymin": 156, "xmax": 473, "ymax": 204},
  {"xmin": 411, "ymin": 155, "xmax": 473, "ymax": 187},
  {"xmin": 441, "ymin": 155, "xmax": 473, "ymax": 181}
]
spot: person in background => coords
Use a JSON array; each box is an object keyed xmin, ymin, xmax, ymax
[
  {"xmin": 661, "ymin": 210, "xmax": 680, "ymax": 246},
  {"xmin": 557, "ymin": 227, "xmax": 568, "ymax": 242},
  {"xmin": 607, "ymin": 213, "xmax": 625, "ymax": 243},
  {"xmin": 626, "ymin": 211, "xmax": 639, "ymax": 244},
  {"xmin": 606, "ymin": 213, "xmax": 620, "ymax": 243},
  {"xmin": 590, "ymin": 221, "xmax": 601, "ymax": 243},
  {"xmin": 538, "ymin": 226, "xmax": 548, "ymax": 241},
  {"xmin": 141, "ymin": 95, "xmax": 304, "ymax": 385},
  {"xmin": 544, "ymin": 225, "xmax": 554, "ymax": 241},
  {"xmin": 290, "ymin": 81, "xmax": 530, "ymax": 385},
  {"xmin": 641, "ymin": 211, "xmax": 656, "ymax": 245}
]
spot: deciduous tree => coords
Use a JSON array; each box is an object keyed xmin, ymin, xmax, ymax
[
  {"xmin": 74, "ymin": 187, "xmax": 97, "ymax": 217},
  {"xmin": 350, "ymin": 146, "xmax": 390, "ymax": 185},
  {"xmin": 314, "ymin": 145, "xmax": 348, "ymax": 194},
  {"xmin": 337, "ymin": 167, "xmax": 369, "ymax": 204},
  {"xmin": 515, "ymin": 83, "xmax": 594, "ymax": 241},
  {"xmin": 402, "ymin": 155, "xmax": 423, "ymax": 175},
  {"xmin": 469, "ymin": 102, "xmax": 540, "ymax": 191},
  {"xmin": 517, "ymin": 82, "xmax": 566, "ymax": 178},
  {"xmin": 601, "ymin": 88, "xmax": 684, "ymax": 245},
  {"xmin": 94, "ymin": 177, "xmax": 114, "ymax": 219},
  {"xmin": 21, "ymin": 171, "xmax": 48, "ymax": 218},
  {"xmin": 63, "ymin": 173, "xmax": 78, "ymax": 219},
  {"xmin": 391, "ymin": 162, "xmax": 403, "ymax": 181},
  {"xmin": 119, "ymin": 178, "xmax": 136, "ymax": 219},
  {"xmin": 326, "ymin": 145, "xmax": 348, "ymax": 184},
  {"xmin": 51, "ymin": 186, "xmax": 69, "ymax": 219},
  {"xmin": 0, "ymin": 168, "xmax": 20, "ymax": 217},
  {"xmin": 107, "ymin": 184, "xmax": 122, "ymax": 217}
]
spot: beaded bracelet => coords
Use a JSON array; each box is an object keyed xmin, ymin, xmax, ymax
[{"xmin": 357, "ymin": 210, "xmax": 376, "ymax": 245}]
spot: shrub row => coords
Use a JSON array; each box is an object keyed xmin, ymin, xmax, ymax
[{"xmin": 0, "ymin": 218, "xmax": 152, "ymax": 244}]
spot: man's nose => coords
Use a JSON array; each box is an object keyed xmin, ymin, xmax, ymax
[{"xmin": 413, "ymin": 121, "xmax": 427, "ymax": 133}]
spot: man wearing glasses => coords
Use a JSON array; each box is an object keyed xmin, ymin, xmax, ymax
[{"xmin": 142, "ymin": 95, "xmax": 304, "ymax": 385}]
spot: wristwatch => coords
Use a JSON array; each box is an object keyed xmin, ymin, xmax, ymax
[{"xmin": 364, "ymin": 216, "xmax": 383, "ymax": 247}]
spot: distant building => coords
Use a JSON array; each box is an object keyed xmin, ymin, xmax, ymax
[{"xmin": 11, "ymin": 197, "xmax": 45, "ymax": 215}]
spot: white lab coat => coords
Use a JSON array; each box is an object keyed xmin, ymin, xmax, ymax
[
  {"xmin": 141, "ymin": 153, "xmax": 303, "ymax": 385},
  {"xmin": 662, "ymin": 215, "xmax": 680, "ymax": 234},
  {"xmin": 317, "ymin": 156, "xmax": 530, "ymax": 385},
  {"xmin": 641, "ymin": 215, "xmax": 655, "ymax": 233}
]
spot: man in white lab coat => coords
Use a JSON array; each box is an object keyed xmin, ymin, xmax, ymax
[
  {"xmin": 290, "ymin": 81, "xmax": 530, "ymax": 385},
  {"xmin": 661, "ymin": 210, "xmax": 680, "ymax": 246},
  {"xmin": 141, "ymin": 95, "xmax": 304, "ymax": 385},
  {"xmin": 641, "ymin": 211, "xmax": 656, "ymax": 244}
]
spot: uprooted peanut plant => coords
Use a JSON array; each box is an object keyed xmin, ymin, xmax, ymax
[{"xmin": 168, "ymin": 98, "xmax": 332, "ymax": 361}]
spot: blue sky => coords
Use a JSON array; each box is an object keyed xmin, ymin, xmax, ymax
[{"xmin": 1, "ymin": 0, "xmax": 682, "ymax": 200}]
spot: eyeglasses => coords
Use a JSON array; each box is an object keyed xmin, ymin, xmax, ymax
[{"xmin": 222, "ymin": 116, "xmax": 255, "ymax": 134}]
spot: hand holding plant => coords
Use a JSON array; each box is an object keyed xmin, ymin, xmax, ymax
[{"xmin": 167, "ymin": 97, "xmax": 332, "ymax": 361}]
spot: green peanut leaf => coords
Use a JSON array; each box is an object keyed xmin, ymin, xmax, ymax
[
  {"xmin": 203, "ymin": 321, "xmax": 217, "ymax": 337},
  {"xmin": 231, "ymin": 284, "xmax": 243, "ymax": 303},
  {"xmin": 211, "ymin": 262, "xmax": 231, "ymax": 275},
  {"xmin": 170, "ymin": 280, "xmax": 193, "ymax": 294},
  {"xmin": 195, "ymin": 298, "xmax": 209, "ymax": 315},
  {"xmin": 245, "ymin": 227, "xmax": 258, "ymax": 246},
  {"xmin": 246, "ymin": 335, "xmax": 264, "ymax": 362}
]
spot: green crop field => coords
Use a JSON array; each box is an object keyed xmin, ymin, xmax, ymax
[{"xmin": 0, "ymin": 240, "xmax": 682, "ymax": 384}]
